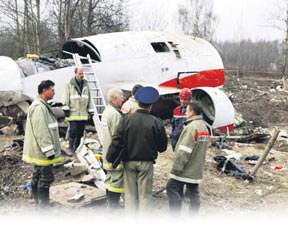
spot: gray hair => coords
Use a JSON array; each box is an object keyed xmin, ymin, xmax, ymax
[{"xmin": 107, "ymin": 88, "xmax": 123, "ymax": 104}]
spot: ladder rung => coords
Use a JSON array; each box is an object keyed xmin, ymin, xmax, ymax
[{"xmin": 87, "ymin": 80, "xmax": 99, "ymax": 83}]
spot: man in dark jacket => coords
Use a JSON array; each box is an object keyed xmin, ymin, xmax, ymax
[
  {"xmin": 106, "ymin": 86, "xmax": 168, "ymax": 214},
  {"xmin": 171, "ymin": 88, "xmax": 192, "ymax": 150}
]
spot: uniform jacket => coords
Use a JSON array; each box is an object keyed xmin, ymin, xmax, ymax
[
  {"xmin": 106, "ymin": 109, "xmax": 168, "ymax": 163},
  {"xmin": 171, "ymin": 105, "xmax": 187, "ymax": 150},
  {"xmin": 170, "ymin": 115, "xmax": 209, "ymax": 184},
  {"xmin": 62, "ymin": 77, "xmax": 94, "ymax": 121},
  {"xmin": 121, "ymin": 96, "xmax": 140, "ymax": 114},
  {"xmin": 101, "ymin": 104, "xmax": 124, "ymax": 193},
  {"xmin": 22, "ymin": 96, "xmax": 63, "ymax": 166},
  {"xmin": 101, "ymin": 104, "xmax": 122, "ymax": 159}
]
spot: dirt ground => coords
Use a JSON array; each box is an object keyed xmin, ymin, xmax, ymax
[{"xmin": 0, "ymin": 74, "xmax": 288, "ymax": 215}]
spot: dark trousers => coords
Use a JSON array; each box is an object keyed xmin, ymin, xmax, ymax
[
  {"xmin": 166, "ymin": 178, "xmax": 200, "ymax": 214},
  {"xmin": 31, "ymin": 165, "xmax": 54, "ymax": 206},
  {"xmin": 69, "ymin": 120, "xmax": 86, "ymax": 152},
  {"xmin": 106, "ymin": 190, "xmax": 121, "ymax": 209}
]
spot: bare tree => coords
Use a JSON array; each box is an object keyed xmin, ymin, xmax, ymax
[
  {"xmin": 127, "ymin": 0, "xmax": 170, "ymax": 31},
  {"xmin": 50, "ymin": 0, "xmax": 128, "ymax": 45},
  {"xmin": 0, "ymin": 0, "xmax": 50, "ymax": 56},
  {"xmin": 178, "ymin": 0, "xmax": 217, "ymax": 41},
  {"xmin": 269, "ymin": 0, "xmax": 288, "ymax": 75},
  {"xmin": 0, "ymin": 0, "xmax": 128, "ymax": 57},
  {"xmin": 216, "ymin": 40, "xmax": 282, "ymax": 73}
]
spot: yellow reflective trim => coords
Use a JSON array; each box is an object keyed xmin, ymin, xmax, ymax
[
  {"xmin": 103, "ymin": 160, "xmax": 124, "ymax": 170},
  {"xmin": 106, "ymin": 183, "xmax": 124, "ymax": 193},
  {"xmin": 22, "ymin": 154, "xmax": 64, "ymax": 166},
  {"xmin": 66, "ymin": 116, "xmax": 88, "ymax": 121}
]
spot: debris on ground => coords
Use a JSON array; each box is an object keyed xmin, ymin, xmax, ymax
[
  {"xmin": 50, "ymin": 182, "xmax": 106, "ymax": 208},
  {"xmin": 0, "ymin": 74, "xmax": 288, "ymax": 214},
  {"xmin": 213, "ymin": 155, "xmax": 253, "ymax": 181},
  {"xmin": 0, "ymin": 139, "xmax": 32, "ymax": 200}
]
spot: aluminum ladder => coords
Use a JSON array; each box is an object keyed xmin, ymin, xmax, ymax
[{"xmin": 72, "ymin": 53, "xmax": 106, "ymax": 145}]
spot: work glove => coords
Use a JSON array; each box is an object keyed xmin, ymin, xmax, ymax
[
  {"xmin": 47, "ymin": 154, "xmax": 55, "ymax": 160},
  {"xmin": 88, "ymin": 112, "xmax": 94, "ymax": 120}
]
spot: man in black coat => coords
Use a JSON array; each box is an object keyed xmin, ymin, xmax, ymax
[{"xmin": 106, "ymin": 86, "xmax": 168, "ymax": 214}]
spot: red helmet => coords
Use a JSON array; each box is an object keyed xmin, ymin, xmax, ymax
[{"xmin": 179, "ymin": 88, "xmax": 192, "ymax": 100}]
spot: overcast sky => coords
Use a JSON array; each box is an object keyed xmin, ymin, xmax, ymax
[
  {"xmin": 213, "ymin": 0, "xmax": 285, "ymax": 41},
  {"xmin": 128, "ymin": 0, "xmax": 286, "ymax": 41}
]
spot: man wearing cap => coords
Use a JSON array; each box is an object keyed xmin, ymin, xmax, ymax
[
  {"xmin": 106, "ymin": 86, "xmax": 168, "ymax": 213},
  {"xmin": 166, "ymin": 102, "xmax": 209, "ymax": 215},
  {"xmin": 171, "ymin": 88, "xmax": 192, "ymax": 150},
  {"xmin": 121, "ymin": 84, "xmax": 143, "ymax": 115}
]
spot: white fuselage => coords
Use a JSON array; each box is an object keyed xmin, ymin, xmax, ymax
[{"xmin": 0, "ymin": 31, "xmax": 233, "ymax": 129}]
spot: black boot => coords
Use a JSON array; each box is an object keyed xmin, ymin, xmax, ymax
[
  {"xmin": 66, "ymin": 137, "xmax": 75, "ymax": 156},
  {"xmin": 38, "ymin": 187, "xmax": 50, "ymax": 208},
  {"xmin": 31, "ymin": 183, "xmax": 39, "ymax": 205},
  {"xmin": 106, "ymin": 190, "xmax": 121, "ymax": 209},
  {"xmin": 74, "ymin": 136, "xmax": 82, "ymax": 152}
]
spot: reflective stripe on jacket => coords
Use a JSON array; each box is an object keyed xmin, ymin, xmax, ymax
[
  {"xmin": 22, "ymin": 96, "xmax": 63, "ymax": 166},
  {"xmin": 62, "ymin": 78, "xmax": 94, "ymax": 121},
  {"xmin": 170, "ymin": 115, "xmax": 209, "ymax": 184},
  {"xmin": 101, "ymin": 104, "xmax": 124, "ymax": 193}
]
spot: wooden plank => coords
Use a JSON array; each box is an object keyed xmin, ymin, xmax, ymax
[
  {"xmin": 250, "ymin": 128, "xmax": 280, "ymax": 177},
  {"xmin": 50, "ymin": 182, "xmax": 106, "ymax": 208}
]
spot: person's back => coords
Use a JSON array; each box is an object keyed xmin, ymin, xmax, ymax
[
  {"xmin": 167, "ymin": 102, "xmax": 209, "ymax": 215},
  {"xmin": 106, "ymin": 86, "xmax": 167, "ymax": 214},
  {"xmin": 122, "ymin": 109, "xmax": 167, "ymax": 162},
  {"xmin": 121, "ymin": 84, "xmax": 143, "ymax": 115}
]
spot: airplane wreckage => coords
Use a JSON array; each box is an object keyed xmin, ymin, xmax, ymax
[{"xmin": 0, "ymin": 31, "xmax": 234, "ymax": 134}]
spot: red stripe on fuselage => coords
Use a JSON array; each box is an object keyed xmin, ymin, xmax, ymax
[
  {"xmin": 217, "ymin": 124, "xmax": 234, "ymax": 133},
  {"xmin": 195, "ymin": 131, "xmax": 209, "ymax": 137},
  {"xmin": 159, "ymin": 69, "xmax": 224, "ymax": 89}
]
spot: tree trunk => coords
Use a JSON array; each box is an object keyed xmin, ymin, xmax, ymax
[
  {"xmin": 35, "ymin": 0, "xmax": 41, "ymax": 54},
  {"xmin": 23, "ymin": 0, "xmax": 30, "ymax": 54},
  {"xmin": 64, "ymin": 0, "xmax": 71, "ymax": 40},
  {"xmin": 283, "ymin": 8, "xmax": 288, "ymax": 75}
]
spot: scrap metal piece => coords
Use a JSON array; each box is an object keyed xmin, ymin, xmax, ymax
[{"xmin": 76, "ymin": 139, "xmax": 106, "ymax": 190}]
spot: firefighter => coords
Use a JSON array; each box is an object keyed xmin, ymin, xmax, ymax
[
  {"xmin": 171, "ymin": 88, "xmax": 192, "ymax": 150},
  {"xmin": 106, "ymin": 86, "xmax": 168, "ymax": 214},
  {"xmin": 121, "ymin": 84, "xmax": 143, "ymax": 114},
  {"xmin": 22, "ymin": 80, "xmax": 63, "ymax": 207},
  {"xmin": 101, "ymin": 88, "xmax": 125, "ymax": 209},
  {"xmin": 166, "ymin": 102, "xmax": 209, "ymax": 215},
  {"xmin": 62, "ymin": 67, "xmax": 94, "ymax": 155}
]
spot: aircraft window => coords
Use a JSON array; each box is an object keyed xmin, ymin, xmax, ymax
[{"xmin": 151, "ymin": 42, "xmax": 170, "ymax": 53}]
